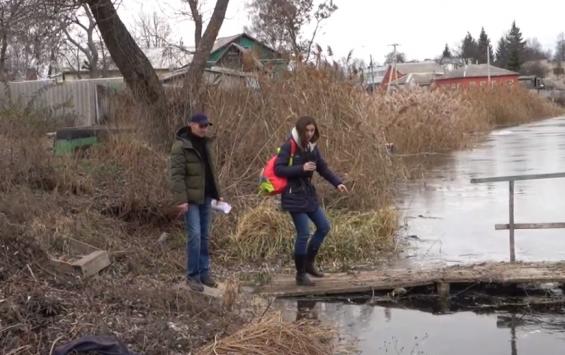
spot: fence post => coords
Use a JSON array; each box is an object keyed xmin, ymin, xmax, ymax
[{"xmin": 509, "ymin": 180, "xmax": 515, "ymax": 262}]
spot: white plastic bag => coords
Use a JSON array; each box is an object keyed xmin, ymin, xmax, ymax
[{"xmin": 211, "ymin": 199, "xmax": 232, "ymax": 214}]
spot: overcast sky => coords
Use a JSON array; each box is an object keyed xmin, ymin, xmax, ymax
[{"xmin": 122, "ymin": 0, "xmax": 565, "ymax": 65}]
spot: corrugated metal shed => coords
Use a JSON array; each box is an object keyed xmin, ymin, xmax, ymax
[{"xmin": 0, "ymin": 78, "xmax": 124, "ymax": 126}]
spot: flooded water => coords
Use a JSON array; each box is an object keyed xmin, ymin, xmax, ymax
[
  {"xmin": 399, "ymin": 116, "xmax": 565, "ymax": 264},
  {"xmin": 277, "ymin": 299, "xmax": 565, "ymax": 355},
  {"xmin": 278, "ymin": 117, "xmax": 565, "ymax": 354}
]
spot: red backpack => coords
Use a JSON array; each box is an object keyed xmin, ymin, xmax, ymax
[{"xmin": 259, "ymin": 139, "xmax": 298, "ymax": 195}]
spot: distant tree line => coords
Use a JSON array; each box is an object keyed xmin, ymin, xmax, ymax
[{"xmin": 438, "ymin": 22, "xmax": 565, "ymax": 78}]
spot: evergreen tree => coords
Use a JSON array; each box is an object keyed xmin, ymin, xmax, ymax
[
  {"xmin": 555, "ymin": 32, "xmax": 565, "ymax": 63},
  {"xmin": 555, "ymin": 33, "xmax": 565, "ymax": 77},
  {"xmin": 461, "ymin": 32, "xmax": 478, "ymax": 63},
  {"xmin": 477, "ymin": 27, "xmax": 494, "ymax": 64},
  {"xmin": 496, "ymin": 36, "xmax": 509, "ymax": 67},
  {"xmin": 442, "ymin": 43, "xmax": 452, "ymax": 59},
  {"xmin": 506, "ymin": 21, "xmax": 526, "ymax": 71}
]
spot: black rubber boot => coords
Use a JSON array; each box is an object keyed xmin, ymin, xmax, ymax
[
  {"xmin": 306, "ymin": 245, "xmax": 324, "ymax": 278},
  {"xmin": 294, "ymin": 254, "xmax": 315, "ymax": 286}
]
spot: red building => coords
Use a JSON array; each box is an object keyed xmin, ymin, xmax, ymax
[{"xmin": 433, "ymin": 64, "xmax": 519, "ymax": 89}]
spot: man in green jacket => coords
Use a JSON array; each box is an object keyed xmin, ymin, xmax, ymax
[{"xmin": 170, "ymin": 113, "xmax": 221, "ymax": 292}]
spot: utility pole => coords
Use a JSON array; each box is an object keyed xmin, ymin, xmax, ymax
[
  {"xmin": 487, "ymin": 45, "xmax": 491, "ymax": 87},
  {"xmin": 386, "ymin": 43, "xmax": 399, "ymax": 94},
  {"xmin": 369, "ymin": 54, "xmax": 375, "ymax": 92}
]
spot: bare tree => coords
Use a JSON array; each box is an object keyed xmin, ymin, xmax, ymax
[
  {"xmin": 134, "ymin": 11, "xmax": 172, "ymax": 49},
  {"xmin": 0, "ymin": 0, "xmax": 34, "ymax": 79},
  {"xmin": 0, "ymin": 0, "xmax": 67, "ymax": 80},
  {"xmin": 384, "ymin": 51, "xmax": 406, "ymax": 65},
  {"xmin": 60, "ymin": 4, "xmax": 105, "ymax": 78},
  {"xmin": 86, "ymin": 0, "xmax": 164, "ymax": 106},
  {"xmin": 85, "ymin": 0, "xmax": 229, "ymax": 143},
  {"xmin": 185, "ymin": 0, "xmax": 203, "ymax": 49},
  {"xmin": 520, "ymin": 61, "xmax": 549, "ymax": 77},
  {"xmin": 182, "ymin": 0, "xmax": 229, "ymax": 112},
  {"xmin": 304, "ymin": 0, "xmax": 336, "ymax": 61},
  {"xmin": 523, "ymin": 38, "xmax": 550, "ymax": 62},
  {"xmin": 246, "ymin": 0, "xmax": 336, "ymax": 61}
]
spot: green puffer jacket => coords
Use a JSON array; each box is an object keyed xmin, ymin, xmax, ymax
[{"xmin": 169, "ymin": 127, "xmax": 221, "ymax": 205}]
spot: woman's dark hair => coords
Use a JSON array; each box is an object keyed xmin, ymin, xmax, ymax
[{"xmin": 295, "ymin": 116, "xmax": 320, "ymax": 144}]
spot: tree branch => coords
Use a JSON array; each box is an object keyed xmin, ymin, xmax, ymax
[
  {"xmin": 63, "ymin": 27, "xmax": 91, "ymax": 60},
  {"xmin": 183, "ymin": 0, "xmax": 229, "ymax": 112},
  {"xmin": 304, "ymin": 19, "xmax": 320, "ymax": 62},
  {"xmin": 186, "ymin": 0, "xmax": 203, "ymax": 49}
]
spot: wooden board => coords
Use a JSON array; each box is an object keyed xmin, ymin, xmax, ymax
[
  {"xmin": 72, "ymin": 250, "xmax": 111, "ymax": 277},
  {"xmin": 258, "ymin": 262, "xmax": 565, "ymax": 297},
  {"xmin": 175, "ymin": 281, "xmax": 226, "ymax": 298},
  {"xmin": 48, "ymin": 238, "xmax": 111, "ymax": 277}
]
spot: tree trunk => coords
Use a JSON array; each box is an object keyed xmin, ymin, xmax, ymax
[
  {"xmin": 183, "ymin": 0, "xmax": 229, "ymax": 113},
  {"xmin": 0, "ymin": 32, "xmax": 8, "ymax": 80},
  {"xmin": 87, "ymin": 33, "xmax": 99, "ymax": 78},
  {"xmin": 86, "ymin": 0, "xmax": 164, "ymax": 107}
]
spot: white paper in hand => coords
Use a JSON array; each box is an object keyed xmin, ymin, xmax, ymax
[{"xmin": 211, "ymin": 199, "xmax": 232, "ymax": 214}]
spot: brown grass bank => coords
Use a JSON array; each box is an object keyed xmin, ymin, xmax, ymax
[{"xmin": 1, "ymin": 67, "xmax": 562, "ymax": 353}]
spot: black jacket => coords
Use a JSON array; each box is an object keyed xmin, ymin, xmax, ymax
[{"xmin": 274, "ymin": 138, "xmax": 342, "ymax": 213}]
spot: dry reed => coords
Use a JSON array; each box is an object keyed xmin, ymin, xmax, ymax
[
  {"xmin": 225, "ymin": 199, "xmax": 398, "ymax": 264},
  {"xmin": 196, "ymin": 313, "xmax": 334, "ymax": 355},
  {"xmin": 2, "ymin": 66, "xmax": 562, "ymax": 354}
]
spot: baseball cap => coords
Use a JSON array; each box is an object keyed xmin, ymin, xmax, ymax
[{"xmin": 188, "ymin": 113, "xmax": 213, "ymax": 126}]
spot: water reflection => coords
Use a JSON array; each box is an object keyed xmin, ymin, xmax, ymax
[
  {"xmin": 296, "ymin": 299, "xmax": 318, "ymax": 321},
  {"xmin": 277, "ymin": 298, "xmax": 565, "ymax": 354},
  {"xmin": 398, "ymin": 116, "xmax": 565, "ymax": 265},
  {"xmin": 276, "ymin": 117, "xmax": 565, "ymax": 354}
]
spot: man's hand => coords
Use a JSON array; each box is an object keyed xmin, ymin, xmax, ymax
[
  {"xmin": 337, "ymin": 184, "xmax": 348, "ymax": 193},
  {"xmin": 303, "ymin": 162, "xmax": 317, "ymax": 172},
  {"xmin": 176, "ymin": 203, "xmax": 189, "ymax": 218}
]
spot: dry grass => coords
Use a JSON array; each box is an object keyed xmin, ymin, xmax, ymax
[
  {"xmin": 462, "ymin": 86, "xmax": 563, "ymax": 127},
  {"xmin": 196, "ymin": 313, "xmax": 334, "ymax": 355},
  {"xmin": 0, "ymin": 187, "xmax": 241, "ymax": 354},
  {"xmin": 1, "ymin": 66, "xmax": 562, "ymax": 354},
  {"xmin": 201, "ymin": 68, "xmax": 399, "ymax": 212},
  {"xmin": 84, "ymin": 137, "xmax": 173, "ymax": 223},
  {"xmin": 225, "ymin": 199, "xmax": 398, "ymax": 265},
  {"xmin": 2, "ymin": 69, "xmax": 559, "ymax": 272},
  {"xmin": 378, "ymin": 88, "xmax": 483, "ymax": 154},
  {"xmin": 377, "ymin": 86, "xmax": 562, "ymax": 154}
]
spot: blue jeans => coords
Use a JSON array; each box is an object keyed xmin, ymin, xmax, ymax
[
  {"xmin": 290, "ymin": 207, "xmax": 331, "ymax": 256},
  {"xmin": 184, "ymin": 198, "xmax": 212, "ymax": 280}
]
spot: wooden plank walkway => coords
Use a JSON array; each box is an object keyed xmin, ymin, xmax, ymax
[{"xmin": 258, "ymin": 262, "xmax": 565, "ymax": 297}]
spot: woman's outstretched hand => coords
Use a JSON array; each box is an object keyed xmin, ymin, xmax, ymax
[
  {"xmin": 337, "ymin": 184, "xmax": 348, "ymax": 193},
  {"xmin": 303, "ymin": 162, "xmax": 317, "ymax": 171}
]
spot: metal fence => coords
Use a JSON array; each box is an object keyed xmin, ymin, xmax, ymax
[
  {"xmin": 471, "ymin": 172, "xmax": 565, "ymax": 262},
  {"xmin": 0, "ymin": 78, "xmax": 124, "ymax": 126}
]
